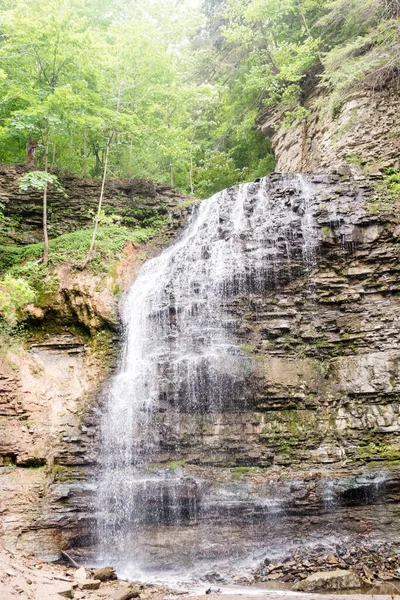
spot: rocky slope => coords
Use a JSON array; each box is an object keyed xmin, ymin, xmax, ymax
[{"xmin": 0, "ymin": 164, "xmax": 187, "ymax": 245}]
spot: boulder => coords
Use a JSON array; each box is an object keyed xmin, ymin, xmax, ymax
[
  {"xmin": 78, "ymin": 578, "xmax": 101, "ymax": 590},
  {"xmin": 93, "ymin": 566, "xmax": 118, "ymax": 581},
  {"xmin": 74, "ymin": 566, "xmax": 87, "ymax": 584},
  {"xmin": 292, "ymin": 569, "xmax": 361, "ymax": 592},
  {"xmin": 57, "ymin": 584, "xmax": 75, "ymax": 598},
  {"xmin": 112, "ymin": 585, "xmax": 141, "ymax": 600}
]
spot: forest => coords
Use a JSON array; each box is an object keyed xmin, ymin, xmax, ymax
[
  {"xmin": 1, "ymin": 2, "xmax": 400, "ymax": 596},
  {"xmin": 0, "ymin": 0, "xmax": 399, "ymax": 326},
  {"xmin": 0, "ymin": 0, "xmax": 399, "ymax": 197}
]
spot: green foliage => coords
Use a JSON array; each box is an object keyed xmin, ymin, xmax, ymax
[
  {"xmin": 1, "ymin": 226, "xmax": 153, "ymax": 274},
  {"xmin": 384, "ymin": 169, "xmax": 400, "ymax": 198},
  {"xmin": 0, "ymin": 0, "xmax": 397, "ymax": 196},
  {"xmin": 18, "ymin": 172, "xmax": 67, "ymax": 197},
  {"xmin": 232, "ymin": 466, "xmax": 257, "ymax": 479},
  {"xmin": 0, "ymin": 275, "xmax": 36, "ymax": 324},
  {"xmin": 367, "ymin": 169, "xmax": 400, "ymax": 213},
  {"xmin": 0, "ymin": 0, "xmax": 277, "ymax": 195},
  {"xmin": 0, "ymin": 221, "xmax": 158, "ymax": 329}
]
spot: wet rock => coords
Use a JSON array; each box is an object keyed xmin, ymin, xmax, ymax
[
  {"xmin": 112, "ymin": 585, "xmax": 141, "ymax": 600},
  {"xmin": 292, "ymin": 569, "xmax": 362, "ymax": 591},
  {"xmin": 57, "ymin": 583, "xmax": 75, "ymax": 598},
  {"xmin": 78, "ymin": 578, "xmax": 101, "ymax": 590},
  {"xmin": 93, "ymin": 566, "xmax": 117, "ymax": 581}
]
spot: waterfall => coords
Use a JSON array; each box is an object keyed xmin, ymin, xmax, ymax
[{"xmin": 96, "ymin": 175, "xmax": 320, "ymax": 581}]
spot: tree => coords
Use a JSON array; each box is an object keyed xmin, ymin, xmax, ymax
[
  {"xmin": 82, "ymin": 132, "xmax": 113, "ymax": 268},
  {"xmin": 18, "ymin": 171, "xmax": 67, "ymax": 264}
]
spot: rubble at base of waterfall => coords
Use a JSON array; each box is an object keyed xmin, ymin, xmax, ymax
[
  {"xmin": 0, "ymin": 547, "xmax": 185, "ymax": 600},
  {"xmin": 250, "ymin": 541, "xmax": 400, "ymax": 587}
]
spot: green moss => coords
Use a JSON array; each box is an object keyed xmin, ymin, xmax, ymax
[
  {"xmin": 52, "ymin": 464, "xmax": 74, "ymax": 482},
  {"xmin": 346, "ymin": 153, "xmax": 363, "ymax": 167},
  {"xmin": 321, "ymin": 225, "xmax": 332, "ymax": 237},
  {"xmin": 240, "ymin": 343, "xmax": 253, "ymax": 354},
  {"xmin": 232, "ymin": 466, "xmax": 257, "ymax": 479},
  {"xmin": 167, "ymin": 460, "xmax": 186, "ymax": 470},
  {"xmin": 175, "ymin": 199, "xmax": 200, "ymax": 210},
  {"xmin": 357, "ymin": 442, "xmax": 400, "ymax": 462},
  {"xmin": 366, "ymin": 169, "xmax": 400, "ymax": 215},
  {"xmin": 89, "ymin": 329, "xmax": 115, "ymax": 356}
]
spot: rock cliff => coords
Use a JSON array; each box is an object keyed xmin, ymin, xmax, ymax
[
  {"xmin": 83, "ymin": 172, "xmax": 400, "ymax": 575},
  {"xmin": 1, "ymin": 165, "xmax": 400, "ymax": 578},
  {"xmin": 258, "ymin": 85, "xmax": 400, "ymax": 174},
  {"xmin": 0, "ymin": 166, "xmax": 189, "ymax": 558}
]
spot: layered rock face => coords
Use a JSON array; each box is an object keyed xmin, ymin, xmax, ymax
[
  {"xmin": 0, "ymin": 164, "xmax": 187, "ymax": 245},
  {"xmin": 258, "ymin": 85, "xmax": 400, "ymax": 173},
  {"xmin": 0, "ymin": 169, "xmax": 189, "ymax": 559},
  {"xmin": 86, "ymin": 173, "xmax": 400, "ymax": 579},
  {"xmin": 1, "ymin": 168, "xmax": 400, "ymax": 578}
]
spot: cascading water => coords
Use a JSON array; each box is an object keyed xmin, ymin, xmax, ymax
[{"xmin": 96, "ymin": 175, "xmax": 321, "ymax": 581}]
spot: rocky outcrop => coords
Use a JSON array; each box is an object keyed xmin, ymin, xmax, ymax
[
  {"xmin": 292, "ymin": 569, "xmax": 361, "ymax": 592},
  {"xmin": 0, "ymin": 330, "xmax": 112, "ymax": 557},
  {"xmin": 0, "ymin": 164, "xmax": 188, "ymax": 245},
  {"xmin": 256, "ymin": 541, "xmax": 400, "ymax": 587},
  {"xmin": 67, "ymin": 172, "xmax": 400, "ymax": 576},
  {"xmin": 0, "ymin": 167, "xmax": 191, "ymax": 559},
  {"xmin": 258, "ymin": 86, "xmax": 400, "ymax": 173}
]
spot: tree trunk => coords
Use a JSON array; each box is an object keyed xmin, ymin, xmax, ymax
[
  {"xmin": 82, "ymin": 135, "xmax": 112, "ymax": 268},
  {"xmin": 189, "ymin": 156, "xmax": 194, "ymax": 194},
  {"xmin": 167, "ymin": 93, "xmax": 174, "ymax": 187},
  {"xmin": 26, "ymin": 135, "xmax": 39, "ymax": 165},
  {"xmin": 82, "ymin": 131, "xmax": 87, "ymax": 177},
  {"xmin": 43, "ymin": 122, "xmax": 50, "ymax": 265}
]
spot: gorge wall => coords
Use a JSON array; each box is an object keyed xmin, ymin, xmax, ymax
[
  {"xmin": 258, "ymin": 84, "xmax": 400, "ymax": 174},
  {"xmin": 1, "ymin": 164, "xmax": 400, "ymax": 578},
  {"xmin": 0, "ymin": 167, "xmax": 189, "ymax": 559},
  {"xmin": 92, "ymin": 172, "xmax": 400, "ymax": 579}
]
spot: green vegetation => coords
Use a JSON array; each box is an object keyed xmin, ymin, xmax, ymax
[
  {"xmin": 18, "ymin": 172, "xmax": 66, "ymax": 197},
  {"xmin": 0, "ymin": 275, "xmax": 36, "ymax": 323},
  {"xmin": 2, "ymin": 226, "xmax": 151, "ymax": 272},
  {"xmin": 0, "ymin": 224, "xmax": 153, "ymax": 326},
  {"xmin": 167, "ymin": 460, "xmax": 186, "ymax": 470},
  {"xmin": 232, "ymin": 466, "xmax": 257, "ymax": 479},
  {"xmin": 52, "ymin": 464, "xmax": 75, "ymax": 482},
  {"xmin": 203, "ymin": 0, "xmax": 400, "ymax": 147},
  {"xmin": 0, "ymin": 0, "xmax": 398, "ymax": 197},
  {"xmin": 0, "ymin": 0, "xmax": 274, "ymax": 198},
  {"xmin": 366, "ymin": 169, "xmax": 400, "ymax": 213},
  {"xmin": 357, "ymin": 442, "xmax": 400, "ymax": 462}
]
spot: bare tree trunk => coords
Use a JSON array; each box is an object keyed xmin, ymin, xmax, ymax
[
  {"xmin": 189, "ymin": 156, "xmax": 194, "ymax": 194},
  {"xmin": 50, "ymin": 142, "xmax": 56, "ymax": 170},
  {"xmin": 167, "ymin": 93, "xmax": 174, "ymax": 187},
  {"xmin": 82, "ymin": 135, "xmax": 112, "ymax": 269},
  {"xmin": 43, "ymin": 122, "xmax": 50, "ymax": 265},
  {"xmin": 26, "ymin": 135, "xmax": 39, "ymax": 165},
  {"xmin": 82, "ymin": 131, "xmax": 87, "ymax": 177}
]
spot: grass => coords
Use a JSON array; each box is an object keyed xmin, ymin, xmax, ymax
[
  {"xmin": 0, "ymin": 224, "xmax": 157, "ymax": 329},
  {"xmin": 232, "ymin": 466, "xmax": 257, "ymax": 479},
  {"xmin": 0, "ymin": 225, "xmax": 154, "ymax": 275}
]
